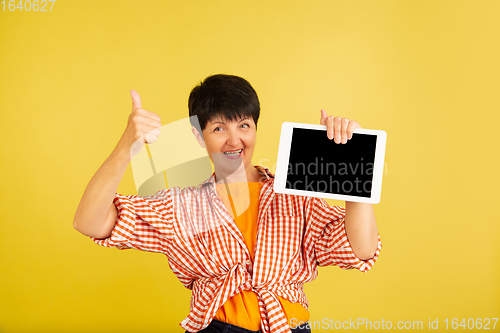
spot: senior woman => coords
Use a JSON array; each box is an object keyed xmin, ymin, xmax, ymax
[{"xmin": 73, "ymin": 74, "xmax": 381, "ymax": 333}]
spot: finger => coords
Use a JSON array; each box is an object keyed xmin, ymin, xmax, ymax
[
  {"xmin": 144, "ymin": 133, "xmax": 158, "ymax": 144},
  {"xmin": 146, "ymin": 127, "xmax": 161, "ymax": 137},
  {"xmin": 346, "ymin": 121, "xmax": 361, "ymax": 140},
  {"xmin": 341, "ymin": 118, "xmax": 349, "ymax": 144},
  {"xmin": 139, "ymin": 118, "xmax": 162, "ymax": 131},
  {"xmin": 333, "ymin": 117, "xmax": 342, "ymax": 144},
  {"xmin": 130, "ymin": 90, "xmax": 142, "ymax": 112},
  {"xmin": 142, "ymin": 109, "xmax": 161, "ymax": 122},
  {"xmin": 133, "ymin": 108, "xmax": 162, "ymax": 124},
  {"xmin": 326, "ymin": 116, "xmax": 334, "ymax": 140},
  {"xmin": 320, "ymin": 109, "xmax": 328, "ymax": 125}
]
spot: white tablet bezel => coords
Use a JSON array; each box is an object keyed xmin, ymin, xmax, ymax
[{"xmin": 273, "ymin": 122, "xmax": 387, "ymax": 204}]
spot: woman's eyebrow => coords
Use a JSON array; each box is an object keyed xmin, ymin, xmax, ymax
[
  {"xmin": 210, "ymin": 117, "xmax": 227, "ymax": 124},
  {"xmin": 210, "ymin": 116, "xmax": 250, "ymax": 124}
]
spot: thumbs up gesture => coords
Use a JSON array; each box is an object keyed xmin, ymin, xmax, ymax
[{"xmin": 116, "ymin": 90, "xmax": 162, "ymax": 160}]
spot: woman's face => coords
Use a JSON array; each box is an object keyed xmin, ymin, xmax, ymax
[{"xmin": 199, "ymin": 115, "xmax": 257, "ymax": 178}]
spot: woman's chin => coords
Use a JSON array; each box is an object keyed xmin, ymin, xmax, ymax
[{"xmin": 212, "ymin": 155, "xmax": 244, "ymax": 172}]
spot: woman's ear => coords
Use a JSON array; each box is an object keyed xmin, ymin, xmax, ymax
[{"xmin": 191, "ymin": 126, "xmax": 206, "ymax": 149}]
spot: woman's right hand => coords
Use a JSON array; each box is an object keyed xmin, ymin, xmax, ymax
[{"xmin": 116, "ymin": 90, "xmax": 162, "ymax": 159}]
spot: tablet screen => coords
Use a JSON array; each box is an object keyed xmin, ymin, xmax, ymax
[{"xmin": 285, "ymin": 128, "xmax": 377, "ymax": 198}]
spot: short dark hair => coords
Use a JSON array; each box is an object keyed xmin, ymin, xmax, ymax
[{"xmin": 188, "ymin": 74, "xmax": 260, "ymax": 136}]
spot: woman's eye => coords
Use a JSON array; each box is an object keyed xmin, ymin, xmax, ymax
[
  {"xmin": 214, "ymin": 127, "xmax": 223, "ymax": 132},
  {"xmin": 241, "ymin": 124, "xmax": 249, "ymax": 128}
]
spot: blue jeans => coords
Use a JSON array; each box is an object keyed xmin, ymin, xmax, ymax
[{"xmin": 185, "ymin": 319, "xmax": 312, "ymax": 333}]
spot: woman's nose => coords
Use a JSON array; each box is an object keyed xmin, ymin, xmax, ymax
[{"xmin": 227, "ymin": 129, "xmax": 241, "ymax": 147}]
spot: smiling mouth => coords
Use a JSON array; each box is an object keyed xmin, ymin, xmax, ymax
[{"xmin": 223, "ymin": 149, "xmax": 243, "ymax": 157}]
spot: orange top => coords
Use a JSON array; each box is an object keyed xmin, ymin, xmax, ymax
[{"xmin": 213, "ymin": 181, "xmax": 310, "ymax": 330}]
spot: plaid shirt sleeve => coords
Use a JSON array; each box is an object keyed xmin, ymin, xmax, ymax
[
  {"xmin": 90, "ymin": 189, "xmax": 175, "ymax": 254},
  {"xmin": 305, "ymin": 196, "xmax": 382, "ymax": 272}
]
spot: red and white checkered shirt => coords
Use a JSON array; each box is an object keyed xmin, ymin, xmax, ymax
[{"xmin": 91, "ymin": 166, "xmax": 382, "ymax": 333}]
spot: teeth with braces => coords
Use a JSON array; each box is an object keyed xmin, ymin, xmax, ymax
[{"xmin": 223, "ymin": 149, "xmax": 243, "ymax": 156}]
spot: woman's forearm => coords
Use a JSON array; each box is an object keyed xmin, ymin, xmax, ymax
[
  {"xmin": 344, "ymin": 201, "xmax": 379, "ymax": 260},
  {"xmin": 73, "ymin": 146, "xmax": 130, "ymax": 238},
  {"xmin": 74, "ymin": 90, "xmax": 162, "ymax": 239}
]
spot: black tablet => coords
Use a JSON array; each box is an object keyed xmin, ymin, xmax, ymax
[{"xmin": 274, "ymin": 122, "xmax": 387, "ymax": 204}]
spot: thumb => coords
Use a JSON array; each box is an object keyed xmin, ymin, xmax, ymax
[
  {"xmin": 320, "ymin": 109, "xmax": 328, "ymax": 125},
  {"xmin": 130, "ymin": 90, "xmax": 142, "ymax": 112}
]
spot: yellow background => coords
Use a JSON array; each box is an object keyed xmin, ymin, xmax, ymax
[{"xmin": 1, "ymin": 0, "xmax": 499, "ymax": 332}]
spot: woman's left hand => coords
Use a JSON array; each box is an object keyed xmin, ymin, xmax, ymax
[{"xmin": 320, "ymin": 109, "xmax": 362, "ymax": 144}]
